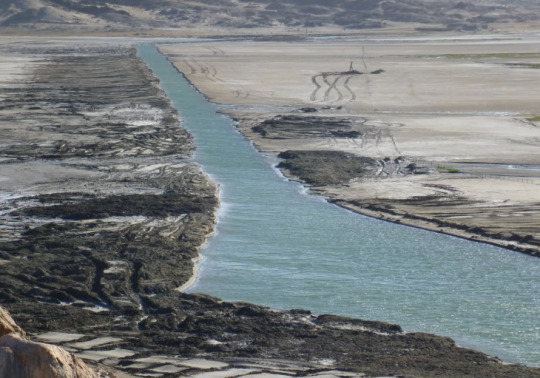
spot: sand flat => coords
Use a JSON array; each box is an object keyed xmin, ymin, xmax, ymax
[
  {"xmin": 159, "ymin": 37, "xmax": 540, "ymax": 112},
  {"xmin": 70, "ymin": 337, "xmax": 124, "ymax": 350},
  {"xmin": 36, "ymin": 332, "xmax": 85, "ymax": 343},
  {"xmin": 159, "ymin": 36, "xmax": 540, "ymax": 255}
]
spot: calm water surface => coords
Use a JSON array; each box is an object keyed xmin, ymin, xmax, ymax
[{"xmin": 138, "ymin": 45, "xmax": 540, "ymax": 366}]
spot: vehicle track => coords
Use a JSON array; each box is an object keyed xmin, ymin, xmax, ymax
[
  {"xmin": 191, "ymin": 59, "xmax": 207, "ymax": 75},
  {"xmin": 183, "ymin": 60, "xmax": 196, "ymax": 75},
  {"xmin": 203, "ymin": 64, "xmax": 215, "ymax": 82},
  {"xmin": 207, "ymin": 46, "xmax": 225, "ymax": 55},
  {"xmin": 310, "ymin": 74, "xmax": 322, "ymax": 101},
  {"xmin": 361, "ymin": 46, "xmax": 375, "ymax": 109},
  {"xmin": 204, "ymin": 46, "xmax": 218, "ymax": 55},
  {"xmin": 207, "ymin": 63, "xmax": 225, "ymax": 83},
  {"xmin": 389, "ymin": 133, "xmax": 401, "ymax": 155},
  {"xmin": 323, "ymin": 75, "xmax": 343, "ymax": 102},
  {"xmin": 343, "ymin": 75, "xmax": 357, "ymax": 101}
]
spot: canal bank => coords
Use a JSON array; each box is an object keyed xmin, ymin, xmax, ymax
[{"xmin": 138, "ymin": 43, "xmax": 540, "ymax": 367}]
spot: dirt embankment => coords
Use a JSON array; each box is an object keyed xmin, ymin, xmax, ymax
[{"xmin": 2, "ymin": 42, "xmax": 540, "ymax": 378}]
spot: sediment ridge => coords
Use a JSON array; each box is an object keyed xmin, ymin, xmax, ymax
[{"xmin": 1, "ymin": 39, "xmax": 540, "ymax": 378}]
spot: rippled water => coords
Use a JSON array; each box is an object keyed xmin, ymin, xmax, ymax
[{"xmin": 139, "ymin": 45, "xmax": 540, "ymax": 366}]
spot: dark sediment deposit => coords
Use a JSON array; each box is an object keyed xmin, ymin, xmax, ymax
[
  {"xmin": 1, "ymin": 42, "xmax": 540, "ymax": 378},
  {"xmin": 277, "ymin": 150, "xmax": 378, "ymax": 186}
]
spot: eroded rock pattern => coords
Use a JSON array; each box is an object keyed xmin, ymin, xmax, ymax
[
  {"xmin": 0, "ymin": 43, "xmax": 218, "ymax": 331},
  {"xmin": 0, "ymin": 307, "xmax": 101, "ymax": 378}
]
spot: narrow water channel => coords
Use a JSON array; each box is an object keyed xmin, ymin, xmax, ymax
[{"xmin": 138, "ymin": 45, "xmax": 540, "ymax": 366}]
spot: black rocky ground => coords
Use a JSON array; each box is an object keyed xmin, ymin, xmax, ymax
[{"xmin": 12, "ymin": 292, "xmax": 540, "ymax": 378}]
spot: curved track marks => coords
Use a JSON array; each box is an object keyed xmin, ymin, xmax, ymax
[
  {"xmin": 361, "ymin": 46, "xmax": 375, "ymax": 109},
  {"xmin": 310, "ymin": 74, "xmax": 322, "ymax": 101},
  {"xmin": 191, "ymin": 59, "xmax": 207, "ymax": 75},
  {"xmin": 322, "ymin": 75, "xmax": 343, "ymax": 102},
  {"xmin": 311, "ymin": 74, "xmax": 357, "ymax": 103},
  {"xmin": 343, "ymin": 75, "xmax": 357, "ymax": 101},
  {"xmin": 183, "ymin": 60, "xmax": 196, "ymax": 75},
  {"xmin": 205, "ymin": 46, "xmax": 225, "ymax": 55},
  {"xmin": 207, "ymin": 63, "xmax": 225, "ymax": 83},
  {"xmin": 329, "ymin": 76, "xmax": 344, "ymax": 103}
]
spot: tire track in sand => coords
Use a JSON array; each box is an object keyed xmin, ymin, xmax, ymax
[
  {"xmin": 207, "ymin": 63, "xmax": 225, "ymax": 83},
  {"xmin": 323, "ymin": 75, "xmax": 343, "ymax": 102},
  {"xmin": 343, "ymin": 75, "xmax": 357, "ymax": 101},
  {"xmin": 360, "ymin": 46, "xmax": 374, "ymax": 109},
  {"xmin": 310, "ymin": 74, "xmax": 322, "ymax": 101},
  {"xmin": 183, "ymin": 60, "xmax": 196, "ymax": 74},
  {"xmin": 191, "ymin": 59, "xmax": 207, "ymax": 75},
  {"xmin": 207, "ymin": 46, "xmax": 225, "ymax": 55}
]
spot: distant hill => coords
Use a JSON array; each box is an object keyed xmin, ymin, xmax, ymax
[{"xmin": 1, "ymin": 0, "xmax": 538, "ymax": 33}]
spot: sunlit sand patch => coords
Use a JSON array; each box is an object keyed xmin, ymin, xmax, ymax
[
  {"xmin": 149, "ymin": 364, "xmax": 187, "ymax": 373},
  {"xmin": 190, "ymin": 368, "xmax": 259, "ymax": 378},
  {"xmin": 135, "ymin": 356, "xmax": 188, "ymax": 365},
  {"xmin": 243, "ymin": 374, "xmax": 295, "ymax": 378},
  {"xmin": 36, "ymin": 332, "xmax": 85, "ymax": 343},
  {"xmin": 122, "ymin": 363, "xmax": 152, "ymax": 369},
  {"xmin": 77, "ymin": 348, "xmax": 135, "ymax": 361},
  {"xmin": 179, "ymin": 359, "xmax": 229, "ymax": 370},
  {"xmin": 70, "ymin": 337, "xmax": 123, "ymax": 350}
]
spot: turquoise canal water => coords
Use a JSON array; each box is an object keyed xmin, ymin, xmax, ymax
[{"xmin": 138, "ymin": 45, "xmax": 540, "ymax": 366}]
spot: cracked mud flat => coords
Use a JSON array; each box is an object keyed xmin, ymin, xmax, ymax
[{"xmin": 2, "ymin": 39, "xmax": 540, "ymax": 378}]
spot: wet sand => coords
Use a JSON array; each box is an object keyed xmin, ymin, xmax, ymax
[{"xmin": 159, "ymin": 35, "xmax": 540, "ymax": 256}]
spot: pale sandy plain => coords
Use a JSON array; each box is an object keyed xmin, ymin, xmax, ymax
[{"xmin": 160, "ymin": 35, "xmax": 540, "ymax": 254}]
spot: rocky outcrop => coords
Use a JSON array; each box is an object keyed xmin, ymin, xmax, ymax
[
  {"xmin": 0, "ymin": 307, "xmax": 24, "ymax": 339},
  {"xmin": 0, "ymin": 307, "xmax": 100, "ymax": 378}
]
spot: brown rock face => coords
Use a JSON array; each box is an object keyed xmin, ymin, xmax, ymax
[
  {"xmin": 0, "ymin": 307, "xmax": 99, "ymax": 378},
  {"xmin": 0, "ymin": 307, "xmax": 25, "ymax": 339},
  {"xmin": 0, "ymin": 334, "xmax": 99, "ymax": 378}
]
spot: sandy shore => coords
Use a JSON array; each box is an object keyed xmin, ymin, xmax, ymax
[{"xmin": 158, "ymin": 34, "xmax": 540, "ymax": 256}]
